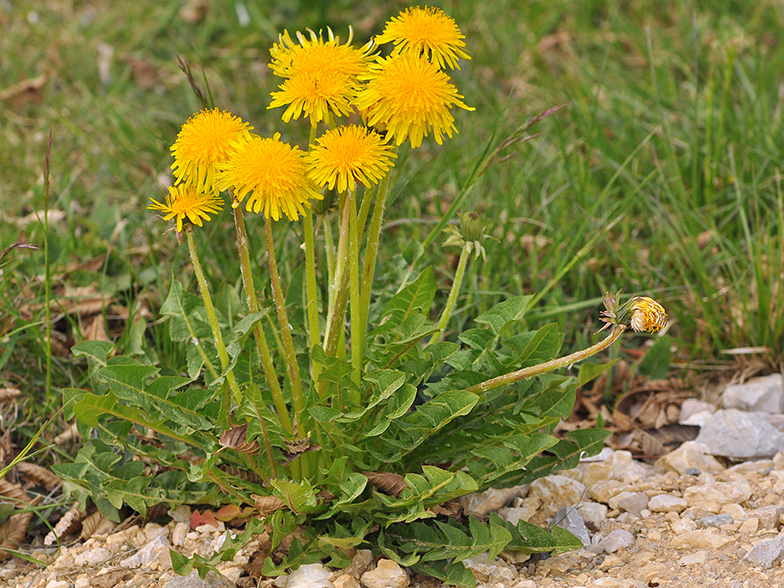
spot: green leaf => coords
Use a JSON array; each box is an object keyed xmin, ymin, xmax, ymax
[
  {"xmin": 379, "ymin": 266, "xmax": 436, "ymax": 323},
  {"xmin": 503, "ymin": 323, "xmax": 563, "ymax": 369},
  {"xmin": 577, "ymin": 358, "xmax": 621, "ymax": 388},
  {"xmin": 639, "ymin": 337, "xmax": 671, "ymax": 380},
  {"xmin": 474, "ymin": 296, "xmax": 532, "ymax": 336}
]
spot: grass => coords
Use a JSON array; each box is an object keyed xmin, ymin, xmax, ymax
[{"xmin": 1, "ymin": 0, "xmax": 783, "ymax": 469}]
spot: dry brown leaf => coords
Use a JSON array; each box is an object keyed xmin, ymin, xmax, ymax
[
  {"xmin": 430, "ymin": 498, "xmax": 463, "ymax": 519},
  {"xmin": 0, "ymin": 430, "xmax": 13, "ymax": 471},
  {"xmin": 219, "ymin": 423, "xmax": 260, "ymax": 455},
  {"xmin": 83, "ymin": 315, "xmax": 110, "ymax": 342},
  {"xmin": 53, "ymin": 422, "xmax": 81, "ymax": 446},
  {"xmin": 0, "ymin": 483, "xmax": 38, "ymax": 561},
  {"xmin": 15, "ymin": 462, "xmax": 61, "ymax": 491},
  {"xmin": 220, "ymin": 466, "xmax": 263, "ymax": 485},
  {"xmin": 251, "ymin": 494, "xmax": 286, "ymax": 518},
  {"xmin": 363, "ymin": 471, "xmax": 408, "ymax": 496},
  {"xmin": 0, "ymin": 389, "xmax": 22, "ymax": 404},
  {"xmin": 0, "ymin": 73, "xmax": 49, "ymax": 106},
  {"xmin": 81, "ymin": 510, "xmax": 117, "ymax": 540},
  {"xmin": 44, "ymin": 503, "xmax": 86, "ymax": 546}
]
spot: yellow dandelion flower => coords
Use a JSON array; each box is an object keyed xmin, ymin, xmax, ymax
[
  {"xmin": 269, "ymin": 69, "xmax": 356, "ymax": 124},
  {"xmin": 355, "ymin": 53, "xmax": 474, "ymax": 148},
  {"xmin": 376, "ymin": 6, "xmax": 471, "ymax": 70},
  {"xmin": 306, "ymin": 125, "xmax": 397, "ymax": 193},
  {"xmin": 148, "ymin": 184, "xmax": 224, "ymax": 233},
  {"xmin": 268, "ymin": 28, "xmax": 374, "ymax": 124},
  {"xmin": 629, "ymin": 297, "xmax": 668, "ymax": 333},
  {"xmin": 170, "ymin": 109, "xmax": 253, "ymax": 194},
  {"xmin": 215, "ymin": 134, "xmax": 322, "ymax": 222}
]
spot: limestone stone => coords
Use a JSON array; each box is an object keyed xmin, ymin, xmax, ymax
[
  {"xmin": 679, "ymin": 399, "xmax": 717, "ymax": 426},
  {"xmin": 588, "ymin": 480, "xmax": 630, "ymax": 504},
  {"xmin": 742, "ymin": 537, "xmax": 784, "ymax": 569},
  {"xmin": 696, "ymin": 409, "xmax": 784, "ymax": 458},
  {"xmin": 682, "ymin": 480, "xmax": 752, "ymax": 513},
  {"xmin": 606, "ymin": 450, "xmax": 648, "ymax": 483},
  {"xmin": 655, "ymin": 441, "xmax": 724, "ymax": 475},
  {"xmin": 552, "ymin": 506, "xmax": 591, "ymax": 546},
  {"xmin": 334, "ymin": 574, "xmax": 361, "ymax": 588},
  {"xmin": 461, "ymin": 486, "xmax": 527, "ymax": 516},
  {"xmin": 121, "ymin": 534, "xmax": 171, "ymax": 568},
  {"xmin": 288, "ymin": 564, "xmax": 334, "ymax": 588},
  {"xmin": 597, "ymin": 529, "xmax": 634, "ymax": 553},
  {"xmin": 616, "ymin": 492, "xmax": 649, "ymax": 515},
  {"xmin": 648, "ymin": 494, "xmax": 688, "ymax": 513},
  {"xmin": 577, "ymin": 502, "xmax": 608, "ymax": 529},
  {"xmin": 671, "ymin": 529, "xmax": 735, "ymax": 549},
  {"xmin": 361, "ymin": 560, "xmax": 409, "ymax": 588},
  {"xmin": 463, "ymin": 553, "xmax": 517, "ymax": 585},
  {"xmin": 722, "ymin": 374, "xmax": 784, "ymax": 413},
  {"xmin": 678, "ymin": 550, "xmax": 708, "ymax": 565}
]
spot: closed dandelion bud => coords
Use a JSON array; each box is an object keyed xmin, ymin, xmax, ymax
[
  {"xmin": 312, "ymin": 187, "xmax": 337, "ymax": 215},
  {"xmin": 460, "ymin": 211, "xmax": 483, "ymax": 242}
]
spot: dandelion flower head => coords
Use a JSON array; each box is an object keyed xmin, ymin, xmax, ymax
[
  {"xmin": 629, "ymin": 297, "xmax": 668, "ymax": 333},
  {"xmin": 170, "ymin": 109, "xmax": 253, "ymax": 194},
  {"xmin": 215, "ymin": 134, "xmax": 322, "ymax": 222},
  {"xmin": 148, "ymin": 184, "xmax": 224, "ymax": 233},
  {"xmin": 355, "ymin": 53, "xmax": 474, "ymax": 148},
  {"xmin": 376, "ymin": 6, "xmax": 471, "ymax": 70},
  {"xmin": 268, "ymin": 28, "xmax": 374, "ymax": 125},
  {"xmin": 306, "ymin": 125, "xmax": 396, "ymax": 193}
]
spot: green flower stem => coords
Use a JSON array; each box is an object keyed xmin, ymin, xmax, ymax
[
  {"xmin": 358, "ymin": 171, "xmax": 392, "ymax": 341},
  {"xmin": 324, "ymin": 193, "xmax": 350, "ymax": 357},
  {"xmin": 263, "ymin": 216, "xmax": 306, "ymax": 436},
  {"xmin": 348, "ymin": 190, "xmax": 362, "ymax": 386},
  {"xmin": 428, "ymin": 245, "xmax": 471, "ymax": 346},
  {"xmin": 303, "ymin": 209, "xmax": 321, "ymax": 379},
  {"xmin": 464, "ymin": 325, "xmax": 626, "ymax": 395},
  {"xmin": 185, "ymin": 229, "xmax": 242, "ymax": 416},
  {"xmin": 323, "ymin": 214, "xmax": 337, "ymax": 312},
  {"xmin": 304, "ymin": 125, "xmax": 321, "ymax": 381},
  {"xmin": 232, "ymin": 207, "xmax": 293, "ymax": 437},
  {"xmin": 356, "ymin": 183, "xmax": 376, "ymax": 240}
]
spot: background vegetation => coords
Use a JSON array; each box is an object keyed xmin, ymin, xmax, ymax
[{"xmin": 2, "ymin": 0, "xmax": 783, "ymax": 478}]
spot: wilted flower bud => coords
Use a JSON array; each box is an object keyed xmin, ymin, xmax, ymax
[{"xmin": 599, "ymin": 291, "xmax": 667, "ymax": 333}]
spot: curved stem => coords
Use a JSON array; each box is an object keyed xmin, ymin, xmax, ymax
[
  {"xmin": 464, "ymin": 325, "xmax": 626, "ymax": 395},
  {"xmin": 348, "ymin": 190, "xmax": 362, "ymax": 386},
  {"xmin": 358, "ymin": 171, "xmax": 392, "ymax": 337},
  {"xmin": 232, "ymin": 207, "xmax": 293, "ymax": 436},
  {"xmin": 263, "ymin": 216, "xmax": 306, "ymax": 436},
  {"xmin": 428, "ymin": 245, "xmax": 471, "ymax": 347}
]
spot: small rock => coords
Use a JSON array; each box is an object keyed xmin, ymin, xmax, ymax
[
  {"xmin": 577, "ymin": 502, "xmax": 608, "ymax": 529},
  {"xmin": 605, "ymin": 451, "xmax": 648, "ymax": 483},
  {"xmin": 46, "ymin": 581, "xmax": 69, "ymax": 588},
  {"xmin": 671, "ymin": 529, "xmax": 734, "ymax": 549},
  {"xmin": 498, "ymin": 504, "xmax": 538, "ymax": 526},
  {"xmin": 616, "ymin": 492, "xmax": 649, "ymax": 516},
  {"xmin": 738, "ymin": 517, "xmax": 760, "ymax": 535},
  {"xmin": 696, "ymin": 409, "xmax": 784, "ymax": 459},
  {"xmin": 172, "ymin": 522, "xmax": 189, "ymax": 547},
  {"xmin": 588, "ymin": 480, "xmax": 629, "ymax": 504},
  {"xmin": 73, "ymin": 547, "xmax": 112, "ymax": 566},
  {"xmin": 334, "ymin": 575, "xmax": 361, "ymax": 588},
  {"xmin": 462, "ymin": 486, "xmax": 526, "ymax": 516},
  {"xmin": 751, "ymin": 505, "xmax": 784, "ymax": 529},
  {"xmin": 552, "ymin": 507, "xmax": 591, "ymax": 546},
  {"xmin": 463, "ymin": 553, "xmax": 517, "ymax": 585},
  {"xmin": 700, "ymin": 513, "xmax": 733, "ymax": 528},
  {"xmin": 165, "ymin": 571, "xmax": 235, "ymax": 588},
  {"xmin": 343, "ymin": 549, "xmax": 374, "ymax": 580},
  {"xmin": 597, "ymin": 529, "xmax": 634, "ymax": 553},
  {"xmin": 742, "ymin": 537, "xmax": 784, "ymax": 569},
  {"xmin": 121, "ymin": 534, "xmax": 171, "ymax": 568},
  {"xmin": 682, "ymin": 480, "xmax": 752, "ymax": 513},
  {"xmin": 361, "ymin": 559, "xmax": 409, "ymax": 588},
  {"xmin": 722, "ymin": 374, "xmax": 784, "ymax": 413},
  {"xmin": 512, "ymin": 581, "xmax": 537, "ymax": 588},
  {"xmin": 655, "ymin": 441, "xmax": 724, "ymax": 475},
  {"xmin": 169, "ymin": 505, "xmax": 192, "ymax": 524},
  {"xmin": 679, "ymin": 399, "xmax": 717, "ymax": 426},
  {"xmin": 525, "ymin": 475, "xmax": 588, "ymax": 523},
  {"xmin": 648, "ymin": 494, "xmax": 688, "ymax": 513},
  {"xmin": 678, "ymin": 551, "xmax": 708, "ymax": 565},
  {"xmin": 288, "ymin": 563, "xmax": 334, "ymax": 588}
]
